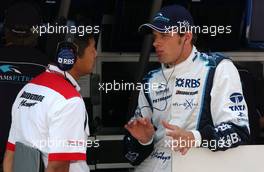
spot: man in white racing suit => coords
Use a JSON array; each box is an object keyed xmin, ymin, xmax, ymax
[{"xmin": 124, "ymin": 5, "xmax": 250, "ymax": 172}]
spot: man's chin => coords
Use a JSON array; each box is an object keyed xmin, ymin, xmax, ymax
[
  {"xmin": 157, "ymin": 57, "xmax": 165, "ymax": 63},
  {"xmin": 158, "ymin": 59, "xmax": 168, "ymax": 64}
]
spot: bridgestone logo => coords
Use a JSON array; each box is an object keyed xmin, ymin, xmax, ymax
[
  {"xmin": 176, "ymin": 90, "xmax": 198, "ymax": 95},
  {"xmin": 20, "ymin": 91, "xmax": 45, "ymax": 102}
]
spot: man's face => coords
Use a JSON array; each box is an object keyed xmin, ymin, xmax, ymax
[
  {"xmin": 76, "ymin": 38, "xmax": 97, "ymax": 75},
  {"xmin": 152, "ymin": 31, "xmax": 185, "ymax": 64}
]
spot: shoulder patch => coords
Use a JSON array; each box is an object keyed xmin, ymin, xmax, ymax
[
  {"xmin": 143, "ymin": 68, "xmax": 161, "ymax": 81},
  {"xmin": 30, "ymin": 72, "xmax": 80, "ymax": 99},
  {"xmin": 198, "ymin": 52, "xmax": 230, "ymax": 67}
]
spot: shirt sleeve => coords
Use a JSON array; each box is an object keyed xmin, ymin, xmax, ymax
[
  {"xmin": 123, "ymin": 88, "xmax": 154, "ymax": 166},
  {"xmin": 198, "ymin": 60, "xmax": 250, "ymax": 151},
  {"xmin": 47, "ymin": 97, "xmax": 88, "ymax": 161},
  {"xmin": 6, "ymin": 90, "xmax": 24, "ymax": 152}
]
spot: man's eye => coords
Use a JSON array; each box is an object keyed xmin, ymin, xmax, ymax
[{"xmin": 161, "ymin": 34, "xmax": 170, "ymax": 38}]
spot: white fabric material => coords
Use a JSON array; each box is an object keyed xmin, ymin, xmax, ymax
[
  {"xmin": 134, "ymin": 46, "xmax": 249, "ymax": 172},
  {"xmin": 47, "ymin": 64, "xmax": 80, "ymax": 91},
  {"xmin": 8, "ymin": 65, "xmax": 90, "ymax": 172}
]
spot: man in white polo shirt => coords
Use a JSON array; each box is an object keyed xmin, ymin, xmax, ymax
[{"xmin": 3, "ymin": 32, "xmax": 97, "ymax": 172}]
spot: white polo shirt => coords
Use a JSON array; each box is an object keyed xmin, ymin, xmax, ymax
[{"xmin": 7, "ymin": 65, "xmax": 90, "ymax": 172}]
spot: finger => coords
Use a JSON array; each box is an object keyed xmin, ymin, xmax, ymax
[
  {"xmin": 166, "ymin": 131, "xmax": 180, "ymax": 140},
  {"xmin": 171, "ymin": 144, "xmax": 180, "ymax": 152},
  {"xmin": 124, "ymin": 124, "xmax": 133, "ymax": 134},
  {"xmin": 173, "ymin": 147, "xmax": 180, "ymax": 152},
  {"xmin": 125, "ymin": 120, "xmax": 138, "ymax": 129},
  {"xmin": 144, "ymin": 118, "xmax": 154, "ymax": 128},
  {"xmin": 127, "ymin": 120, "xmax": 134, "ymax": 125},
  {"xmin": 137, "ymin": 118, "xmax": 154, "ymax": 129},
  {"xmin": 133, "ymin": 120, "xmax": 137, "ymax": 126},
  {"xmin": 125, "ymin": 123, "xmax": 134, "ymax": 130},
  {"xmin": 144, "ymin": 117, "xmax": 151, "ymax": 124},
  {"xmin": 180, "ymin": 147, "xmax": 189, "ymax": 155},
  {"xmin": 162, "ymin": 120, "xmax": 179, "ymax": 130},
  {"xmin": 137, "ymin": 118, "xmax": 147, "ymax": 125},
  {"xmin": 170, "ymin": 138, "xmax": 182, "ymax": 152},
  {"xmin": 139, "ymin": 118, "xmax": 153, "ymax": 129},
  {"xmin": 126, "ymin": 121, "xmax": 135, "ymax": 128}
]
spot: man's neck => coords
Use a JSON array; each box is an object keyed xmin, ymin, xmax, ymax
[
  {"xmin": 169, "ymin": 45, "xmax": 193, "ymax": 66},
  {"xmin": 68, "ymin": 69, "xmax": 80, "ymax": 81}
]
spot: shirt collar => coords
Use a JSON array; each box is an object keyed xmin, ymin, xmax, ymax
[
  {"xmin": 46, "ymin": 64, "xmax": 81, "ymax": 91},
  {"xmin": 161, "ymin": 45, "xmax": 198, "ymax": 73}
]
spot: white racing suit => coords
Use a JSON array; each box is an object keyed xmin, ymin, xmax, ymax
[{"xmin": 124, "ymin": 46, "xmax": 250, "ymax": 172}]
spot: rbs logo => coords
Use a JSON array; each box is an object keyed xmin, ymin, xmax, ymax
[
  {"xmin": 57, "ymin": 48, "xmax": 75, "ymax": 65},
  {"xmin": 175, "ymin": 78, "xmax": 200, "ymax": 88},
  {"xmin": 58, "ymin": 58, "xmax": 74, "ymax": 65}
]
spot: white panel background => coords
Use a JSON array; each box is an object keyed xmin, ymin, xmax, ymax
[{"xmin": 173, "ymin": 145, "xmax": 264, "ymax": 172}]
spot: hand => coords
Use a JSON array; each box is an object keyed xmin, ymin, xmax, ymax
[
  {"xmin": 162, "ymin": 120, "xmax": 195, "ymax": 155},
  {"xmin": 125, "ymin": 117, "xmax": 155, "ymax": 144}
]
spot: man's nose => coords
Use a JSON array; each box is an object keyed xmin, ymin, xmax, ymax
[{"xmin": 153, "ymin": 38, "xmax": 160, "ymax": 48}]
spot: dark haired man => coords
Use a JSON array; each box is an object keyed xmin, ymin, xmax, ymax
[{"xmin": 3, "ymin": 32, "xmax": 97, "ymax": 172}]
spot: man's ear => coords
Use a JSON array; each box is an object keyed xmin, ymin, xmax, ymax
[
  {"xmin": 185, "ymin": 32, "xmax": 193, "ymax": 44},
  {"xmin": 72, "ymin": 56, "xmax": 81, "ymax": 68},
  {"xmin": 75, "ymin": 55, "xmax": 81, "ymax": 62}
]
